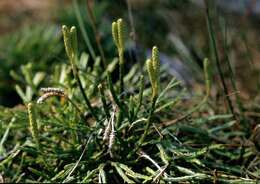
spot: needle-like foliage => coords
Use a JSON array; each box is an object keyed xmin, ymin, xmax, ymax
[{"xmin": 0, "ymin": 13, "xmax": 259, "ymax": 184}]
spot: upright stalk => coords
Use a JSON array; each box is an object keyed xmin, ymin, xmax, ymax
[
  {"xmin": 112, "ymin": 19, "xmax": 125, "ymax": 95},
  {"xmin": 128, "ymin": 46, "xmax": 160, "ymax": 158},
  {"xmin": 27, "ymin": 103, "xmax": 40, "ymax": 150},
  {"xmin": 73, "ymin": 0, "xmax": 96, "ymax": 61},
  {"xmin": 119, "ymin": 50, "xmax": 124, "ymax": 94},
  {"xmin": 62, "ymin": 25, "xmax": 98, "ymax": 121},
  {"xmin": 107, "ymin": 73, "xmax": 127, "ymax": 118},
  {"xmin": 221, "ymin": 20, "xmax": 243, "ymax": 114},
  {"xmin": 205, "ymin": 3, "xmax": 235, "ymax": 115},
  {"xmin": 98, "ymin": 84, "xmax": 110, "ymax": 120}
]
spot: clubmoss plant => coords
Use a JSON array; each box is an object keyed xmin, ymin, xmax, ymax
[
  {"xmin": 62, "ymin": 25, "xmax": 98, "ymax": 121},
  {"xmin": 2, "ymin": 10, "xmax": 258, "ymax": 183},
  {"xmin": 27, "ymin": 103, "xmax": 39, "ymax": 149},
  {"xmin": 148, "ymin": 46, "xmax": 160, "ymax": 100},
  {"xmin": 128, "ymin": 46, "xmax": 160, "ymax": 158},
  {"xmin": 112, "ymin": 18, "xmax": 126, "ymax": 94}
]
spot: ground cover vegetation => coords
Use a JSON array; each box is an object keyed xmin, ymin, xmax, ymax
[{"xmin": 0, "ymin": 0, "xmax": 259, "ymax": 183}]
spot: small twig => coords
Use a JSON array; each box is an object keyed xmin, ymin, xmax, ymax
[
  {"xmin": 152, "ymin": 123, "xmax": 163, "ymax": 139},
  {"xmin": 63, "ymin": 134, "xmax": 93, "ymax": 183},
  {"xmin": 108, "ymin": 109, "xmax": 116, "ymax": 157},
  {"xmin": 139, "ymin": 151, "xmax": 168, "ymax": 179},
  {"xmin": 153, "ymin": 165, "xmax": 168, "ymax": 183}
]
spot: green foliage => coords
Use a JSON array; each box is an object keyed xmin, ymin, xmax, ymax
[
  {"xmin": 0, "ymin": 16, "xmax": 258, "ymax": 183},
  {"xmin": 12, "ymin": 62, "xmax": 46, "ymax": 103},
  {"xmin": 0, "ymin": 1, "xmax": 114, "ymax": 107},
  {"xmin": 0, "ymin": 11, "xmax": 259, "ymax": 184},
  {"xmin": 0, "ymin": 25, "xmax": 62, "ymax": 106}
]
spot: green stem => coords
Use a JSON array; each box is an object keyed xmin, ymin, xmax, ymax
[
  {"xmin": 71, "ymin": 55, "xmax": 98, "ymax": 121},
  {"xmin": 221, "ymin": 20, "xmax": 243, "ymax": 114},
  {"xmin": 139, "ymin": 97, "xmax": 157, "ymax": 144},
  {"xmin": 66, "ymin": 97, "xmax": 87, "ymax": 122},
  {"xmin": 98, "ymin": 84, "xmax": 110, "ymax": 120},
  {"xmin": 27, "ymin": 103, "xmax": 40, "ymax": 151},
  {"xmin": 134, "ymin": 75, "xmax": 144, "ymax": 119},
  {"xmin": 107, "ymin": 74, "xmax": 127, "ymax": 117},
  {"xmin": 127, "ymin": 96, "xmax": 157, "ymax": 158},
  {"xmin": 119, "ymin": 50, "xmax": 124, "ymax": 95}
]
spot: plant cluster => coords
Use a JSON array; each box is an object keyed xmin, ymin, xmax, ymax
[{"xmin": 0, "ymin": 15, "xmax": 259, "ymax": 183}]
